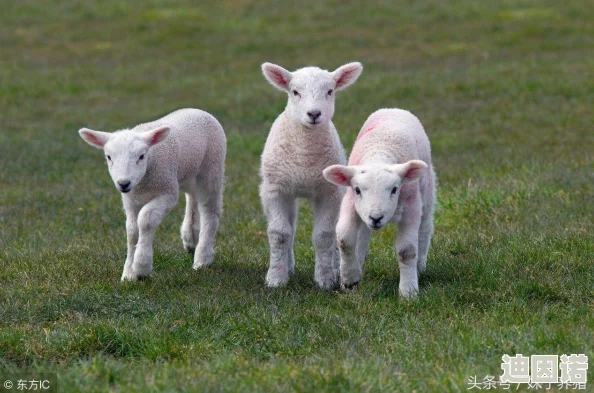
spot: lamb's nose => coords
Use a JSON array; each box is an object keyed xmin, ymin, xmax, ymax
[
  {"xmin": 369, "ymin": 215, "xmax": 384, "ymax": 225},
  {"xmin": 118, "ymin": 180, "xmax": 131, "ymax": 190},
  {"xmin": 307, "ymin": 110, "xmax": 321, "ymax": 121}
]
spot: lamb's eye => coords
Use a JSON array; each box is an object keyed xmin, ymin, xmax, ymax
[
  {"xmin": 292, "ymin": 90, "xmax": 300, "ymax": 97},
  {"xmin": 391, "ymin": 187, "xmax": 397, "ymax": 195},
  {"xmin": 355, "ymin": 187, "xmax": 361, "ymax": 196},
  {"xmin": 327, "ymin": 89, "xmax": 333, "ymax": 96},
  {"xmin": 106, "ymin": 155, "xmax": 111, "ymax": 161},
  {"xmin": 139, "ymin": 154, "xmax": 145, "ymax": 160}
]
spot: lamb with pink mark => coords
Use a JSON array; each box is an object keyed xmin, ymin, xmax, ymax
[
  {"xmin": 323, "ymin": 108, "xmax": 436, "ymax": 298},
  {"xmin": 79, "ymin": 109, "xmax": 226, "ymax": 281}
]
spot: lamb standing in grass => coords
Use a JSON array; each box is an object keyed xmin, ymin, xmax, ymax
[
  {"xmin": 260, "ymin": 62, "xmax": 363, "ymax": 288},
  {"xmin": 78, "ymin": 108, "xmax": 226, "ymax": 281},
  {"xmin": 323, "ymin": 108, "xmax": 436, "ymax": 298}
]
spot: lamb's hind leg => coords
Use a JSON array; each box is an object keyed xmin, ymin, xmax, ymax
[
  {"xmin": 181, "ymin": 192, "xmax": 200, "ymax": 254},
  {"xmin": 193, "ymin": 182, "xmax": 222, "ymax": 269},
  {"xmin": 417, "ymin": 209, "xmax": 434, "ymax": 273},
  {"xmin": 417, "ymin": 175, "xmax": 435, "ymax": 273},
  {"xmin": 313, "ymin": 191, "xmax": 342, "ymax": 289}
]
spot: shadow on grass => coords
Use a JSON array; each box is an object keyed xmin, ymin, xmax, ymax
[
  {"xmin": 150, "ymin": 248, "xmax": 333, "ymax": 296},
  {"xmin": 365, "ymin": 260, "xmax": 570, "ymax": 310}
]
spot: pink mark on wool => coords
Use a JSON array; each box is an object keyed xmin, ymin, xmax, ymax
[
  {"xmin": 348, "ymin": 144, "xmax": 364, "ymax": 165},
  {"xmin": 356, "ymin": 115, "xmax": 389, "ymax": 142},
  {"xmin": 348, "ymin": 114, "xmax": 392, "ymax": 165}
]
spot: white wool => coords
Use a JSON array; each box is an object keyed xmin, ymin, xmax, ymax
[
  {"xmin": 259, "ymin": 62, "xmax": 363, "ymax": 289},
  {"xmin": 323, "ymin": 108, "xmax": 437, "ymax": 298},
  {"xmin": 79, "ymin": 108, "xmax": 226, "ymax": 281}
]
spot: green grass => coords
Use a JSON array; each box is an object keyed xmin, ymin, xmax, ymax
[{"xmin": 1, "ymin": 0, "xmax": 593, "ymax": 391}]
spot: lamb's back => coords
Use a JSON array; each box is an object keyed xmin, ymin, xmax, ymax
[
  {"xmin": 134, "ymin": 108, "xmax": 225, "ymax": 184},
  {"xmin": 350, "ymin": 109, "xmax": 431, "ymax": 166}
]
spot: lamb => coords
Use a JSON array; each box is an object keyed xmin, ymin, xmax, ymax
[
  {"xmin": 323, "ymin": 108, "xmax": 436, "ymax": 298},
  {"xmin": 78, "ymin": 108, "xmax": 226, "ymax": 281},
  {"xmin": 259, "ymin": 62, "xmax": 363, "ymax": 289}
]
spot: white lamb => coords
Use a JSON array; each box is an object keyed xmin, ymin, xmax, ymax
[
  {"xmin": 78, "ymin": 108, "xmax": 226, "ymax": 281},
  {"xmin": 259, "ymin": 61, "xmax": 363, "ymax": 289},
  {"xmin": 323, "ymin": 108, "xmax": 436, "ymax": 298}
]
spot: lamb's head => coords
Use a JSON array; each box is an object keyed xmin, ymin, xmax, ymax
[
  {"xmin": 323, "ymin": 160, "xmax": 428, "ymax": 230},
  {"xmin": 261, "ymin": 62, "xmax": 363, "ymax": 129},
  {"xmin": 78, "ymin": 126, "xmax": 170, "ymax": 193}
]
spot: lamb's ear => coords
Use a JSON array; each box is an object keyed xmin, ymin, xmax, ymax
[
  {"xmin": 395, "ymin": 160, "xmax": 428, "ymax": 182},
  {"xmin": 261, "ymin": 62, "xmax": 293, "ymax": 91},
  {"xmin": 323, "ymin": 165, "xmax": 356, "ymax": 187},
  {"xmin": 143, "ymin": 126, "xmax": 170, "ymax": 147},
  {"xmin": 332, "ymin": 62, "xmax": 363, "ymax": 91},
  {"xmin": 78, "ymin": 128, "xmax": 111, "ymax": 149}
]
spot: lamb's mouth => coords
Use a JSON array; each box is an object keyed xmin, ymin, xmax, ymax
[
  {"xmin": 119, "ymin": 187, "xmax": 131, "ymax": 193},
  {"xmin": 368, "ymin": 221, "xmax": 385, "ymax": 230}
]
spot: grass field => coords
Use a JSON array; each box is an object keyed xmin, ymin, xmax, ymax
[{"xmin": 1, "ymin": 0, "xmax": 593, "ymax": 391}]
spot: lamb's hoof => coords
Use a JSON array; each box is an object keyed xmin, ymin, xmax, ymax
[
  {"xmin": 417, "ymin": 258, "xmax": 427, "ymax": 273},
  {"xmin": 266, "ymin": 270, "xmax": 289, "ymax": 288},
  {"xmin": 315, "ymin": 277, "xmax": 339, "ymax": 290},
  {"xmin": 121, "ymin": 273, "xmax": 150, "ymax": 282},
  {"xmin": 266, "ymin": 274, "xmax": 289, "ymax": 287},
  {"xmin": 193, "ymin": 252, "xmax": 214, "ymax": 269},
  {"xmin": 399, "ymin": 286, "xmax": 419, "ymax": 299},
  {"xmin": 266, "ymin": 279, "xmax": 288, "ymax": 288},
  {"xmin": 193, "ymin": 261, "xmax": 212, "ymax": 270},
  {"xmin": 342, "ymin": 281, "xmax": 359, "ymax": 290},
  {"xmin": 184, "ymin": 245, "xmax": 196, "ymax": 255},
  {"xmin": 315, "ymin": 269, "xmax": 339, "ymax": 290}
]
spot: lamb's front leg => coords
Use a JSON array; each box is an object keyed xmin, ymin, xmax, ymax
[
  {"xmin": 313, "ymin": 191, "xmax": 342, "ymax": 289},
  {"xmin": 396, "ymin": 228, "xmax": 420, "ymax": 298},
  {"xmin": 287, "ymin": 199, "xmax": 298, "ymax": 274},
  {"xmin": 396, "ymin": 208, "xmax": 422, "ymax": 298},
  {"xmin": 262, "ymin": 188, "xmax": 296, "ymax": 287},
  {"xmin": 121, "ymin": 197, "xmax": 140, "ymax": 281},
  {"xmin": 130, "ymin": 194, "xmax": 177, "ymax": 280},
  {"xmin": 336, "ymin": 198, "xmax": 364, "ymax": 289},
  {"xmin": 356, "ymin": 225, "xmax": 372, "ymax": 270}
]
